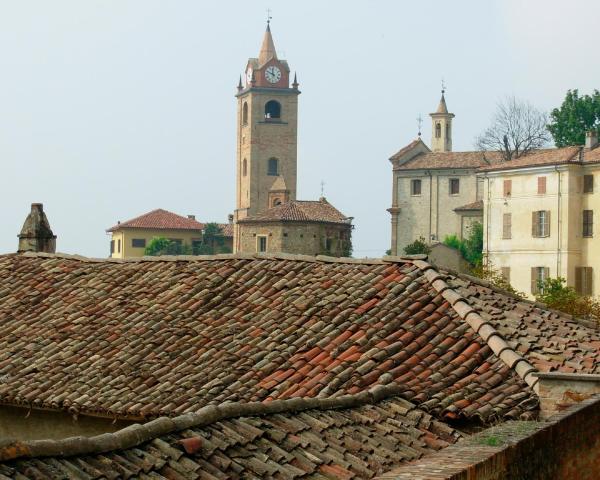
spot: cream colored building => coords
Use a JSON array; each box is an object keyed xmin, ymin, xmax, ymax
[
  {"xmin": 107, "ymin": 209, "xmax": 232, "ymax": 258},
  {"xmin": 388, "ymin": 92, "xmax": 501, "ymax": 255},
  {"xmin": 233, "ymin": 23, "xmax": 352, "ymax": 254},
  {"xmin": 481, "ymin": 131, "xmax": 600, "ymax": 298}
]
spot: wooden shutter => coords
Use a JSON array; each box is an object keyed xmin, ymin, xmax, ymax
[
  {"xmin": 503, "ymin": 213, "xmax": 512, "ymax": 239},
  {"xmin": 504, "ymin": 179, "xmax": 512, "ymax": 197},
  {"xmin": 575, "ymin": 267, "xmax": 583, "ymax": 294},
  {"xmin": 545, "ymin": 210, "xmax": 551, "ymax": 237},
  {"xmin": 532, "ymin": 211, "xmax": 538, "ymax": 237},
  {"xmin": 531, "ymin": 267, "xmax": 538, "ymax": 294},
  {"xmin": 585, "ymin": 267, "xmax": 593, "ymax": 296},
  {"xmin": 538, "ymin": 177, "xmax": 546, "ymax": 194},
  {"xmin": 543, "ymin": 267, "xmax": 550, "ymax": 283}
]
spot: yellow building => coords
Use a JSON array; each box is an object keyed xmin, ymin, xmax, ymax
[
  {"xmin": 107, "ymin": 209, "xmax": 232, "ymax": 258},
  {"xmin": 481, "ymin": 131, "xmax": 600, "ymax": 298}
]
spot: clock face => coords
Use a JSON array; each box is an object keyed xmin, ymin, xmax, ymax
[
  {"xmin": 265, "ymin": 65, "xmax": 281, "ymax": 84},
  {"xmin": 246, "ymin": 68, "xmax": 253, "ymax": 84}
]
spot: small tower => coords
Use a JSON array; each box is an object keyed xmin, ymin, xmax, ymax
[
  {"xmin": 18, "ymin": 203, "xmax": 56, "ymax": 253},
  {"xmin": 430, "ymin": 88, "xmax": 455, "ymax": 152}
]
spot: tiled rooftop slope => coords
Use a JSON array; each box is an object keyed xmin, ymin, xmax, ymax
[
  {"xmin": 0, "ymin": 252, "xmax": 597, "ymax": 423},
  {"xmin": 0, "ymin": 388, "xmax": 462, "ymax": 479}
]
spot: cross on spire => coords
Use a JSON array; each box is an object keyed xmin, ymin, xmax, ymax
[
  {"xmin": 267, "ymin": 8, "xmax": 272, "ymax": 26},
  {"xmin": 417, "ymin": 115, "xmax": 423, "ymax": 137},
  {"xmin": 441, "ymin": 78, "xmax": 446, "ymax": 94}
]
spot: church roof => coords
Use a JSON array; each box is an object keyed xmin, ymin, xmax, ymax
[
  {"xmin": 238, "ymin": 199, "xmax": 351, "ymax": 224},
  {"xmin": 258, "ymin": 24, "xmax": 278, "ymax": 66},
  {"xmin": 106, "ymin": 209, "xmax": 205, "ymax": 232},
  {"xmin": 0, "ymin": 252, "xmax": 598, "ymax": 423},
  {"xmin": 394, "ymin": 150, "xmax": 504, "ymax": 171},
  {"xmin": 433, "ymin": 92, "xmax": 449, "ymax": 115}
]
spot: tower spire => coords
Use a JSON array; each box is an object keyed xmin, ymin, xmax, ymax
[
  {"xmin": 430, "ymin": 83, "xmax": 455, "ymax": 152},
  {"xmin": 258, "ymin": 20, "xmax": 278, "ymax": 65}
]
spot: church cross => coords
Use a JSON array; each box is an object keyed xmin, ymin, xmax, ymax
[
  {"xmin": 417, "ymin": 115, "xmax": 423, "ymax": 137},
  {"xmin": 320, "ymin": 180, "xmax": 325, "ymax": 197},
  {"xmin": 267, "ymin": 8, "xmax": 272, "ymax": 25}
]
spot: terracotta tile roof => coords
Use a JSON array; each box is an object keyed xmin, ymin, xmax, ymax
[
  {"xmin": 0, "ymin": 390, "xmax": 461, "ymax": 479},
  {"xmin": 217, "ymin": 222, "xmax": 233, "ymax": 237},
  {"xmin": 107, "ymin": 208, "xmax": 205, "ymax": 232},
  {"xmin": 390, "ymin": 138, "xmax": 427, "ymax": 161},
  {"xmin": 238, "ymin": 199, "xmax": 351, "ymax": 224},
  {"xmin": 454, "ymin": 200, "xmax": 483, "ymax": 211},
  {"xmin": 478, "ymin": 146, "xmax": 582, "ymax": 172},
  {"xmin": 584, "ymin": 146, "xmax": 600, "ymax": 163},
  {"xmin": 1, "ymin": 252, "xmax": 597, "ymax": 425},
  {"xmin": 395, "ymin": 150, "xmax": 504, "ymax": 170}
]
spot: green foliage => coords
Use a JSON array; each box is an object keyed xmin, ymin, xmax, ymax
[
  {"xmin": 548, "ymin": 89, "xmax": 600, "ymax": 147},
  {"xmin": 403, "ymin": 236, "xmax": 431, "ymax": 255},
  {"xmin": 197, "ymin": 223, "xmax": 233, "ymax": 255},
  {"xmin": 470, "ymin": 263, "xmax": 526, "ymax": 298},
  {"xmin": 535, "ymin": 277, "xmax": 600, "ymax": 323},
  {"xmin": 442, "ymin": 222, "xmax": 483, "ymax": 267},
  {"xmin": 385, "ymin": 249, "xmax": 392, "ymax": 256},
  {"xmin": 144, "ymin": 237, "xmax": 191, "ymax": 256}
]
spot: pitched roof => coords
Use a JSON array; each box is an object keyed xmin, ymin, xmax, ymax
[
  {"xmin": 0, "ymin": 390, "xmax": 460, "ymax": 479},
  {"xmin": 433, "ymin": 92, "xmax": 449, "ymax": 115},
  {"xmin": 394, "ymin": 150, "xmax": 503, "ymax": 170},
  {"xmin": 454, "ymin": 200, "xmax": 484, "ymax": 211},
  {"xmin": 107, "ymin": 209, "xmax": 205, "ymax": 232},
  {"xmin": 1, "ymin": 252, "xmax": 598, "ymax": 424},
  {"xmin": 217, "ymin": 222, "xmax": 233, "ymax": 237},
  {"xmin": 258, "ymin": 24, "xmax": 277, "ymax": 66},
  {"xmin": 389, "ymin": 138, "xmax": 430, "ymax": 162},
  {"xmin": 238, "ymin": 199, "xmax": 351, "ymax": 224},
  {"xmin": 478, "ymin": 146, "xmax": 582, "ymax": 172}
]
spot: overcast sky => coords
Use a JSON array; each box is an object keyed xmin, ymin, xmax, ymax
[{"xmin": 1, "ymin": 0, "xmax": 599, "ymax": 257}]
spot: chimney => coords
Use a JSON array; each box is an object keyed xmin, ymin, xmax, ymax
[
  {"xmin": 187, "ymin": 215, "xmax": 195, "ymax": 220},
  {"xmin": 228, "ymin": 214, "xmax": 234, "ymax": 224},
  {"xmin": 533, "ymin": 372, "xmax": 600, "ymax": 419},
  {"xmin": 18, "ymin": 203, "xmax": 57, "ymax": 254},
  {"xmin": 586, "ymin": 130, "xmax": 599, "ymax": 149}
]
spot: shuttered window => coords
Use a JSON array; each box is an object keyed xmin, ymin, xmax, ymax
[
  {"xmin": 110, "ymin": 240, "xmax": 115, "ymax": 254},
  {"xmin": 502, "ymin": 213, "xmax": 512, "ymax": 239},
  {"xmin": 531, "ymin": 266, "xmax": 549, "ymax": 294},
  {"xmin": 411, "ymin": 179, "xmax": 422, "ymax": 196},
  {"xmin": 450, "ymin": 178, "xmax": 460, "ymax": 195},
  {"xmin": 503, "ymin": 179, "xmax": 512, "ymax": 197},
  {"xmin": 583, "ymin": 210, "xmax": 593, "ymax": 237},
  {"xmin": 501, "ymin": 267, "xmax": 510, "ymax": 283},
  {"xmin": 583, "ymin": 175, "xmax": 594, "ymax": 193},
  {"xmin": 575, "ymin": 267, "xmax": 593, "ymax": 296},
  {"xmin": 537, "ymin": 176, "xmax": 546, "ymax": 194},
  {"xmin": 532, "ymin": 210, "xmax": 551, "ymax": 237}
]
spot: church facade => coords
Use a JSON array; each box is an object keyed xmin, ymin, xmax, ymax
[{"xmin": 233, "ymin": 24, "xmax": 352, "ymax": 256}]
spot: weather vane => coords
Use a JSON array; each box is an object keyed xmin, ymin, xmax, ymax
[
  {"xmin": 417, "ymin": 115, "xmax": 423, "ymax": 137},
  {"xmin": 441, "ymin": 78, "xmax": 446, "ymax": 94},
  {"xmin": 267, "ymin": 8, "xmax": 272, "ymax": 25}
]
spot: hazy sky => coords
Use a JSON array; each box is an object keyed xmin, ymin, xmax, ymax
[{"xmin": 1, "ymin": 0, "xmax": 599, "ymax": 257}]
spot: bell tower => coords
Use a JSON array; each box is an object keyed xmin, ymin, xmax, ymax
[
  {"xmin": 234, "ymin": 22, "xmax": 300, "ymax": 245},
  {"xmin": 430, "ymin": 88, "xmax": 454, "ymax": 152}
]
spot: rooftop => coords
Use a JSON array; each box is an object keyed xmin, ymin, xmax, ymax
[
  {"xmin": 107, "ymin": 209, "xmax": 205, "ymax": 232},
  {"xmin": 238, "ymin": 199, "xmax": 351, "ymax": 225}
]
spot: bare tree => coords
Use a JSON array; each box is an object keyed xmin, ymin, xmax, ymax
[{"xmin": 476, "ymin": 96, "xmax": 550, "ymax": 161}]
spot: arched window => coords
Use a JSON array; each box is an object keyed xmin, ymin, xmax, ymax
[
  {"xmin": 242, "ymin": 102, "xmax": 248, "ymax": 125},
  {"xmin": 242, "ymin": 158, "xmax": 247, "ymax": 177},
  {"xmin": 265, "ymin": 100, "xmax": 281, "ymax": 120},
  {"xmin": 267, "ymin": 157, "xmax": 279, "ymax": 176},
  {"xmin": 272, "ymin": 198, "xmax": 282, "ymax": 207},
  {"xmin": 446, "ymin": 123, "xmax": 451, "ymax": 140},
  {"xmin": 435, "ymin": 123, "xmax": 441, "ymax": 138}
]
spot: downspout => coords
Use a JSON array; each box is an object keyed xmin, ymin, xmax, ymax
[
  {"xmin": 427, "ymin": 170, "xmax": 433, "ymax": 242},
  {"xmin": 485, "ymin": 174, "xmax": 490, "ymax": 263},
  {"xmin": 555, "ymin": 166, "xmax": 562, "ymax": 277}
]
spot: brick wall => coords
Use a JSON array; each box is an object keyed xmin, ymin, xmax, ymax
[{"xmin": 377, "ymin": 395, "xmax": 600, "ymax": 480}]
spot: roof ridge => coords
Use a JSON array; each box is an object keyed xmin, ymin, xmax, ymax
[
  {"xmin": 18, "ymin": 251, "xmax": 405, "ymax": 266},
  {"xmin": 0, "ymin": 383, "xmax": 412, "ymax": 462},
  {"xmin": 411, "ymin": 259, "xmax": 540, "ymax": 393}
]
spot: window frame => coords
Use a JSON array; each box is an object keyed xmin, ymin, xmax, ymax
[
  {"xmin": 242, "ymin": 101, "xmax": 249, "ymax": 126},
  {"xmin": 411, "ymin": 178, "xmax": 422, "ymax": 196},
  {"xmin": 537, "ymin": 176, "xmax": 546, "ymax": 195},
  {"xmin": 257, "ymin": 235, "xmax": 268, "ymax": 253},
  {"xmin": 583, "ymin": 210, "xmax": 593, "ymax": 237},
  {"xmin": 583, "ymin": 174, "xmax": 594, "ymax": 194},
  {"xmin": 503, "ymin": 179, "xmax": 512, "ymax": 197},
  {"xmin": 131, "ymin": 238, "xmax": 146, "ymax": 249},
  {"xmin": 502, "ymin": 213, "xmax": 512, "ymax": 239},
  {"xmin": 575, "ymin": 266, "xmax": 593, "ymax": 296},
  {"xmin": 532, "ymin": 210, "xmax": 551, "ymax": 238},
  {"xmin": 449, "ymin": 178, "xmax": 460, "ymax": 196},
  {"xmin": 531, "ymin": 266, "xmax": 549, "ymax": 294},
  {"xmin": 267, "ymin": 157, "xmax": 279, "ymax": 176},
  {"xmin": 264, "ymin": 100, "xmax": 281, "ymax": 120}
]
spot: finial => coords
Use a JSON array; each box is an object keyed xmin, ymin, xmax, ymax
[
  {"xmin": 267, "ymin": 8, "xmax": 272, "ymax": 27},
  {"xmin": 441, "ymin": 78, "xmax": 446, "ymax": 95},
  {"xmin": 237, "ymin": 75, "xmax": 243, "ymax": 91},
  {"xmin": 320, "ymin": 180, "xmax": 325, "ymax": 197},
  {"xmin": 417, "ymin": 115, "xmax": 423, "ymax": 138},
  {"xmin": 292, "ymin": 72, "xmax": 299, "ymax": 89}
]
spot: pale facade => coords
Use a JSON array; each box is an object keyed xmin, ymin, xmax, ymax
[
  {"xmin": 109, "ymin": 228, "xmax": 203, "ymax": 259},
  {"xmin": 482, "ymin": 141, "xmax": 600, "ymax": 298}
]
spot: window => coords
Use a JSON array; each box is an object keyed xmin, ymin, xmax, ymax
[
  {"xmin": 583, "ymin": 210, "xmax": 593, "ymax": 237},
  {"xmin": 110, "ymin": 240, "xmax": 115, "ymax": 254},
  {"xmin": 502, "ymin": 213, "xmax": 512, "ymax": 239},
  {"xmin": 243, "ymin": 158, "xmax": 247, "ymax": 177},
  {"xmin": 435, "ymin": 123, "xmax": 441, "ymax": 138},
  {"xmin": 264, "ymin": 100, "xmax": 281, "ymax": 120},
  {"xmin": 325, "ymin": 238, "xmax": 332, "ymax": 252},
  {"xmin": 272, "ymin": 197, "xmax": 282, "ymax": 207},
  {"xmin": 501, "ymin": 267, "xmax": 511, "ymax": 283},
  {"xmin": 411, "ymin": 179, "xmax": 422, "ymax": 196},
  {"xmin": 132, "ymin": 238, "xmax": 146, "ymax": 248},
  {"xmin": 117, "ymin": 239, "xmax": 121, "ymax": 253},
  {"xmin": 267, "ymin": 157, "xmax": 279, "ymax": 176},
  {"xmin": 532, "ymin": 210, "xmax": 551, "ymax": 237},
  {"xmin": 584, "ymin": 174, "xmax": 594, "ymax": 193},
  {"xmin": 449, "ymin": 178, "xmax": 460, "ymax": 195},
  {"xmin": 531, "ymin": 266, "xmax": 549, "ymax": 294},
  {"xmin": 575, "ymin": 267, "xmax": 593, "ymax": 296},
  {"xmin": 503, "ymin": 179, "xmax": 512, "ymax": 197},
  {"xmin": 242, "ymin": 102, "xmax": 248, "ymax": 125},
  {"xmin": 257, "ymin": 235, "xmax": 267, "ymax": 252},
  {"xmin": 537, "ymin": 176, "xmax": 546, "ymax": 194},
  {"xmin": 445, "ymin": 123, "xmax": 451, "ymax": 140}
]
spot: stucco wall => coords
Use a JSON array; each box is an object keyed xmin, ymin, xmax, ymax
[
  {"xmin": 109, "ymin": 228, "xmax": 205, "ymax": 258},
  {"xmin": 0, "ymin": 406, "xmax": 133, "ymax": 441}
]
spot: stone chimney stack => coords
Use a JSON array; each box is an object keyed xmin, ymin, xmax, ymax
[
  {"xmin": 18, "ymin": 203, "xmax": 57, "ymax": 254},
  {"xmin": 585, "ymin": 130, "xmax": 599, "ymax": 149}
]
